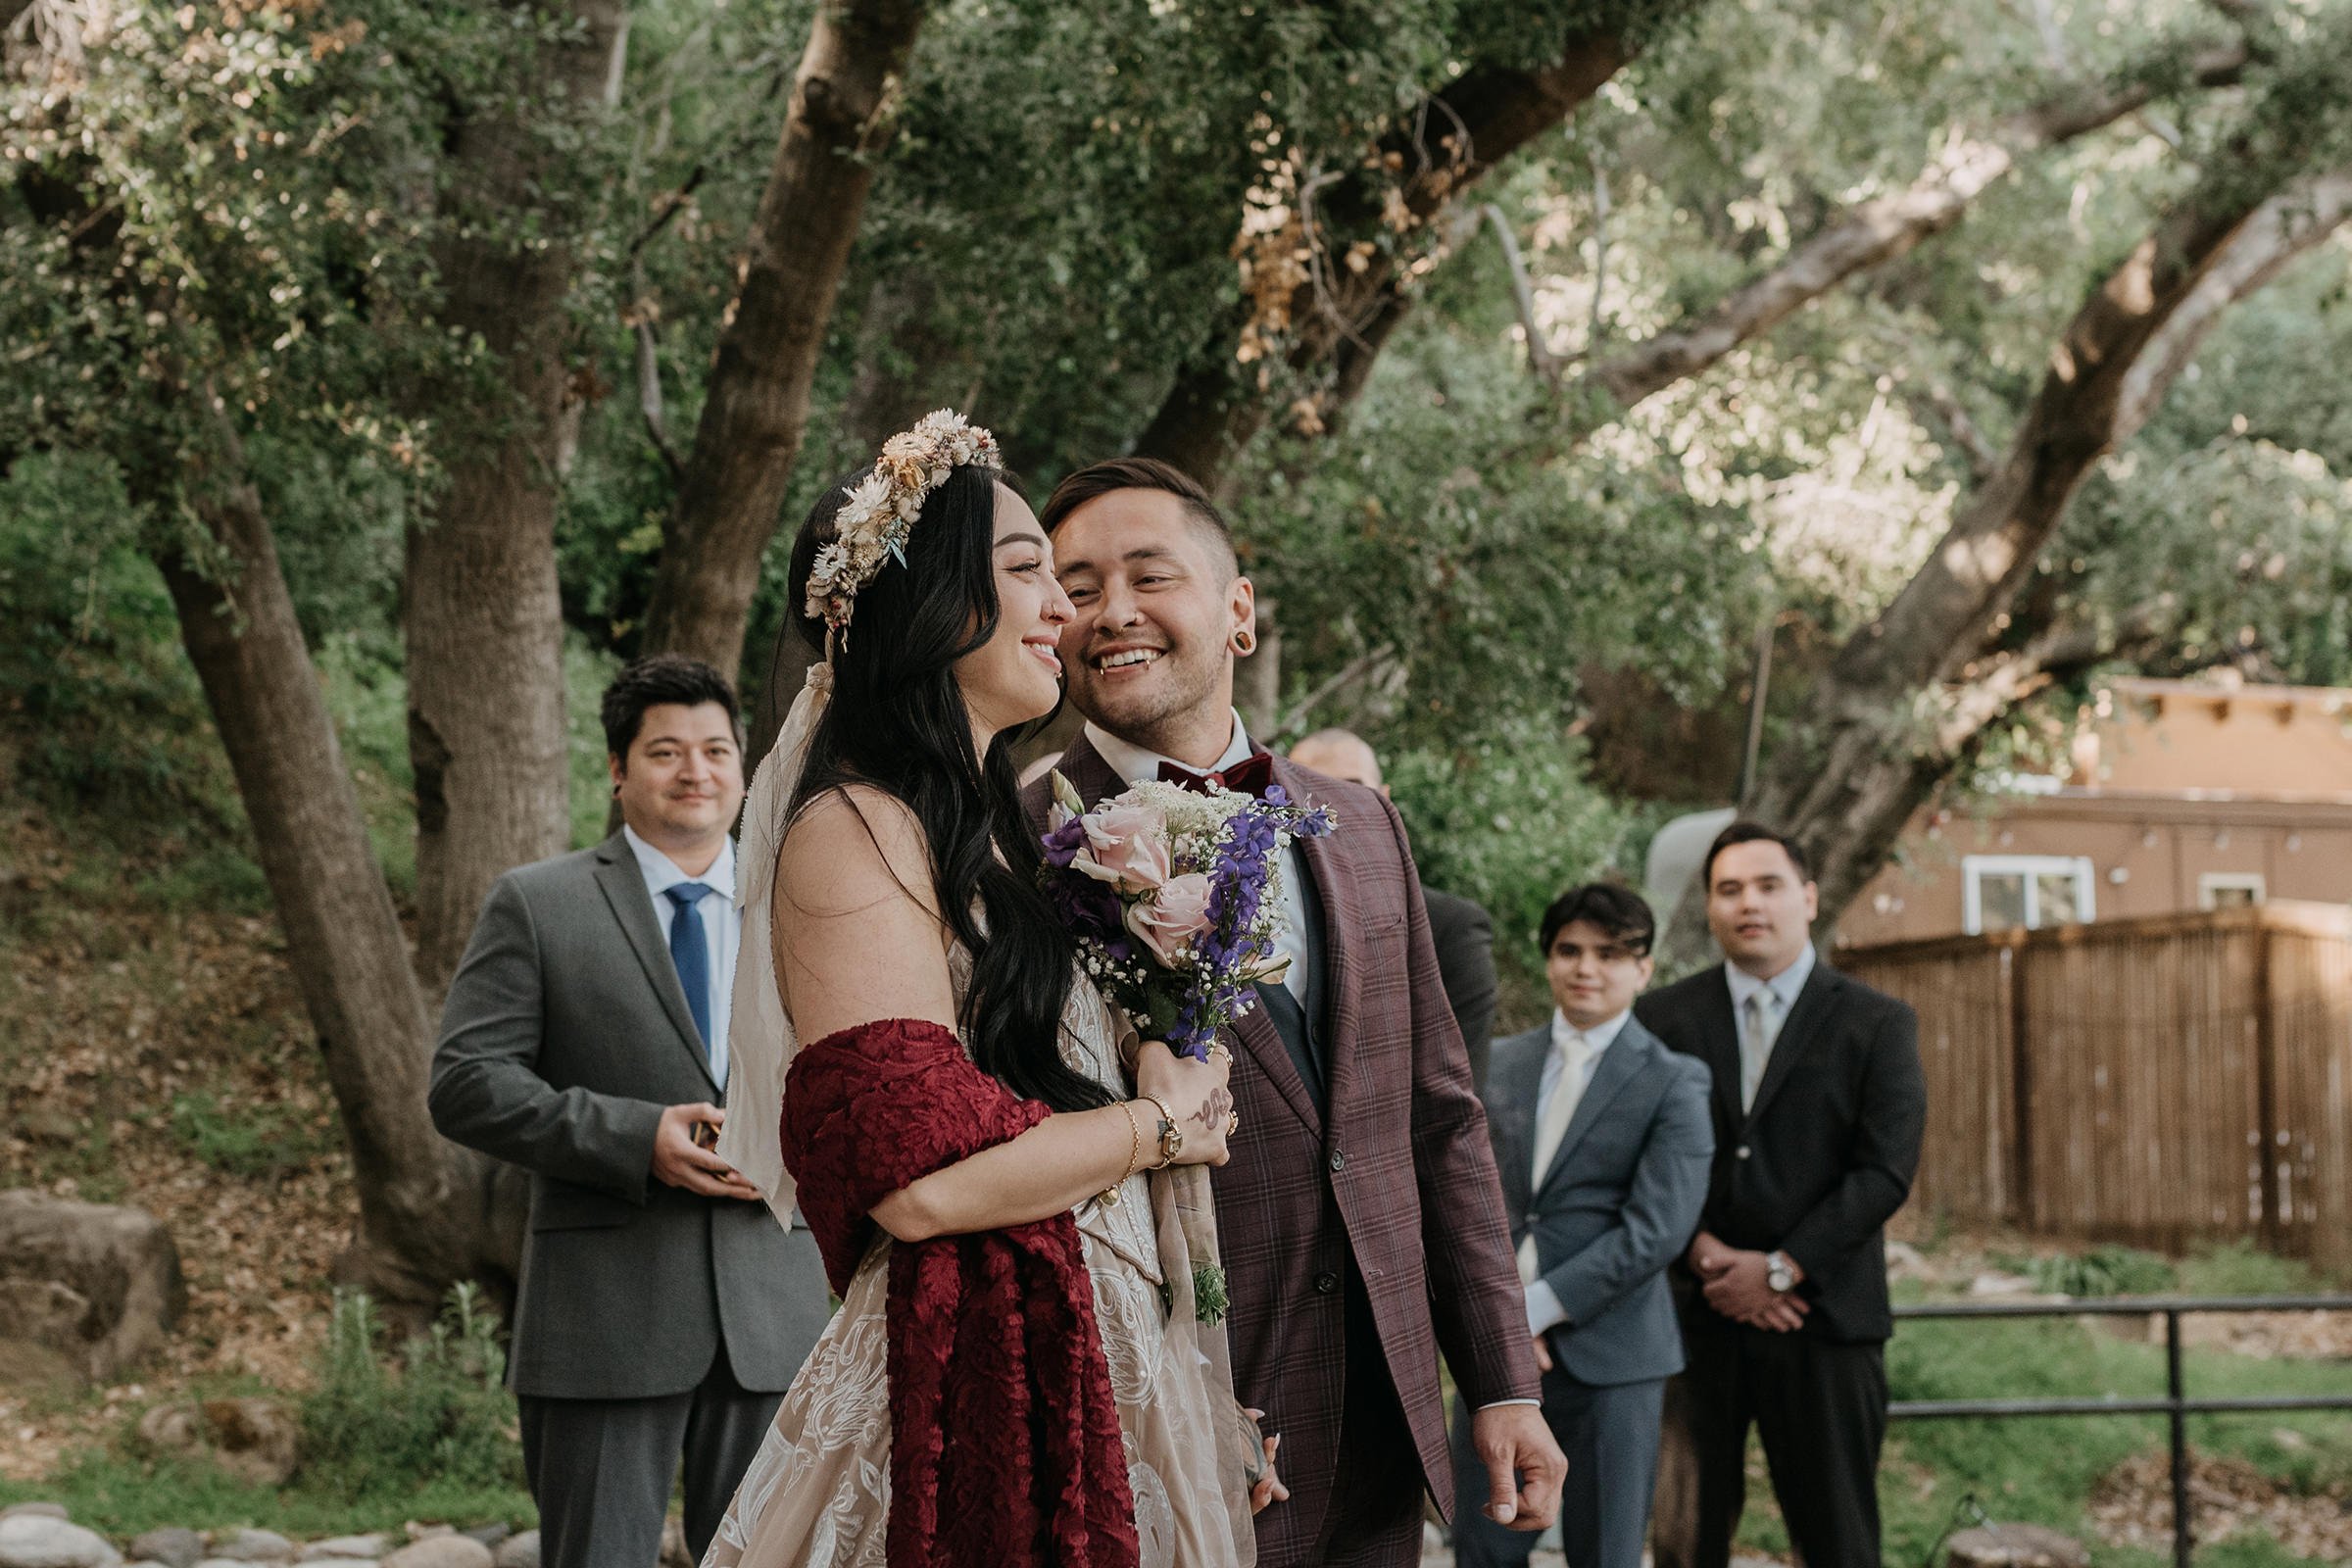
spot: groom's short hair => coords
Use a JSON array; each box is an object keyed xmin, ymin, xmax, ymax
[
  {"xmin": 602, "ymin": 655, "xmax": 742, "ymax": 760},
  {"xmin": 1039, "ymin": 457, "xmax": 1239, "ymax": 580}
]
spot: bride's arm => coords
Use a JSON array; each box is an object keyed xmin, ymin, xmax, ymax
[{"xmin": 775, "ymin": 789, "xmax": 1225, "ymax": 1244}]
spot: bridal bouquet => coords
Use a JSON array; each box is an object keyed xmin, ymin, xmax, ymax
[
  {"xmin": 1040, "ymin": 771, "xmax": 1335, "ymax": 1061},
  {"xmin": 1040, "ymin": 769, "xmax": 1334, "ymax": 1326}
]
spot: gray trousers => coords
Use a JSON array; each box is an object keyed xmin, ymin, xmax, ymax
[
  {"xmin": 1448, "ymin": 1372, "xmax": 1665, "ymax": 1568},
  {"xmin": 519, "ymin": 1343, "xmax": 781, "ymax": 1568}
]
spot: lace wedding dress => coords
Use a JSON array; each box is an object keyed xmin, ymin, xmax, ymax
[{"xmin": 704, "ymin": 959, "xmax": 1257, "ymax": 1568}]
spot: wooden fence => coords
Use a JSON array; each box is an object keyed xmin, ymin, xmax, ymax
[{"xmin": 1837, "ymin": 902, "xmax": 2352, "ymax": 1270}]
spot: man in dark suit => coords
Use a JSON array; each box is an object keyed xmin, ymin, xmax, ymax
[
  {"xmin": 429, "ymin": 657, "xmax": 830, "ymax": 1568},
  {"xmin": 1636, "ymin": 821, "xmax": 1927, "ymax": 1568},
  {"xmin": 1452, "ymin": 883, "xmax": 1712, "ymax": 1568},
  {"xmin": 1288, "ymin": 728, "xmax": 1501, "ymax": 1084},
  {"xmin": 1023, "ymin": 458, "xmax": 1562, "ymax": 1568}
]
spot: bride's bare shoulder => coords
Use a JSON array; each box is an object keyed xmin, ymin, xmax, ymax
[{"xmin": 776, "ymin": 783, "xmax": 940, "ymax": 920}]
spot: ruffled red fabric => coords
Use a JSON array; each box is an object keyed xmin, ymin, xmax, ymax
[{"xmin": 783, "ymin": 1017, "xmax": 1139, "ymax": 1568}]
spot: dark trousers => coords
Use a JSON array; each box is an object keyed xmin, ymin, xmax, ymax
[
  {"xmin": 1313, "ymin": 1263, "xmax": 1429, "ymax": 1568},
  {"xmin": 1650, "ymin": 1322, "xmax": 1888, "ymax": 1568},
  {"xmin": 1448, "ymin": 1371, "xmax": 1663, "ymax": 1568},
  {"xmin": 518, "ymin": 1343, "xmax": 782, "ymax": 1568}
]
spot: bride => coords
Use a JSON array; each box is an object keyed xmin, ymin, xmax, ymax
[{"xmin": 705, "ymin": 412, "xmax": 1280, "ymax": 1568}]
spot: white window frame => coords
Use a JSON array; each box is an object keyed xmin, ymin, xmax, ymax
[
  {"xmin": 1963, "ymin": 855, "xmax": 2097, "ymax": 935},
  {"xmin": 2198, "ymin": 872, "xmax": 2266, "ymax": 910}
]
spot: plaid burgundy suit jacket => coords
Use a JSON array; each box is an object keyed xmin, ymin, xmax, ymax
[{"xmin": 1025, "ymin": 734, "xmax": 1539, "ymax": 1563}]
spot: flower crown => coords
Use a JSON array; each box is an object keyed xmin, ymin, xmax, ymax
[{"xmin": 805, "ymin": 409, "xmax": 1003, "ymax": 641}]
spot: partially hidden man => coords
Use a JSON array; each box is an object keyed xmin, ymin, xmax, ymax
[
  {"xmin": 429, "ymin": 657, "xmax": 829, "ymax": 1568},
  {"xmin": 1638, "ymin": 821, "xmax": 1928, "ymax": 1568},
  {"xmin": 1022, "ymin": 457, "xmax": 1564, "ymax": 1568},
  {"xmin": 1451, "ymin": 883, "xmax": 1712, "ymax": 1568}
]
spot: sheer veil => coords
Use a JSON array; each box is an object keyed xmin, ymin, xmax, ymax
[{"xmin": 717, "ymin": 659, "xmax": 831, "ymax": 1231}]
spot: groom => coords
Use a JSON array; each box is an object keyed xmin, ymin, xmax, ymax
[{"xmin": 1023, "ymin": 458, "xmax": 1563, "ymax": 1568}]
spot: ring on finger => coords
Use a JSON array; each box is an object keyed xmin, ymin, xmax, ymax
[
  {"xmin": 1207, "ymin": 1043, "xmax": 1233, "ymax": 1063},
  {"xmin": 1225, "ymin": 1110, "xmax": 1241, "ymax": 1135}
]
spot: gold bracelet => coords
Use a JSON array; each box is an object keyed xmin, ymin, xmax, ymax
[{"xmin": 1099, "ymin": 1100, "xmax": 1144, "ymax": 1207}]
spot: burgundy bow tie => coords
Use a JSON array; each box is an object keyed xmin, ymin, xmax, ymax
[{"xmin": 1157, "ymin": 751, "xmax": 1276, "ymax": 799}]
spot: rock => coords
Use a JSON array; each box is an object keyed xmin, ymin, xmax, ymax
[
  {"xmin": 377, "ymin": 1544, "xmax": 492, "ymax": 1568},
  {"xmin": 0, "ymin": 1513, "xmax": 124, "ymax": 1568},
  {"xmin": 298, "ymin": 1542, "xmax": 387, "ymax": 1563},
  {"xmin": 489, "ymin": 1536, "xmax": 536, "ymax": 1568},
  {"xmin": 135, "ymin": 1397, "xmax": 298, "ymax": 1487},
  {"xmin": 1969, "ymin": 1269, "xmax": 2038, "ymax": 1298},
  {"xmin": 455, "ymin": 1532, "xmax": 505, "ymax": 1554},
  {"xmin": 0, "ymin": 1191, "xmax": 185, "ymax": 1384},
  {"xmin": 1946, "ymin": 1524, "xmax": 2091, "ymax": 1568},
  {"xmin": 127, "ymin": 1532, "xmax": 203, "ymax": 1568},
  {"xmin": 204, "ymin": 1531, "xmax": 295, "ymax": 1564},
  {"xmin": 0, "ymin": 1509, "xmax": 71, "ymax": 1523}
]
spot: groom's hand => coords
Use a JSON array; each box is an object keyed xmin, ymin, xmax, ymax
[
  {"xmin": 1470, "ymin": 1403, "xmax": 1565, "ymax": 1531},
  {"xmin": 654, "ymin": 1102, "xmax": 761, "ymax": 1200}
]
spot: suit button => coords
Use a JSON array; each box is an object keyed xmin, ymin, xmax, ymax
[
  {"xmin": 1314, "ymin": 1272, "xmax": 1341, "ymax": 1295},
  {"xmin": 1329, "ymin": 1151, "xmax": 1348, "ymax": 1172},
  {"xmin": 1736, "ymin": 1145, "xmax": 1751, "ymax": 1160}
]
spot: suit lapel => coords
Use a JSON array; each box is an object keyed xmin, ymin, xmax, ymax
[
  {"xmin": 1539, "ymin": 1025, "xmax": 1643, "ymax": 1197},
  {"xmin": 1492, "ymin": 1027, "xmax": 1548, "ymax": 1214},
  {"xmin": 1062, "ymin": 733, "xmax": 1323, "ymax": 1135},
  {"xmin": 1696, "ymin": 970, "xmax": 1744, "ymax": 1136},
  {"xmin": 1744, "ymin": 963, "xmax": 1840, "ymax": 1127},
  {"xmin": 592, "ymin": 836, "xmax": 721, "ymax": 1097},
  {"xmin": 1280, "ymin": 758, "xmax": 1362, "ymax": 1129}
]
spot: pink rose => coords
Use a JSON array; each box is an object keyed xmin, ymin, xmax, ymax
[
  {"xmin": 1126, "ymin": 872, "xmax": 1215, "ymax": 966},
  {"xmin": 1072, "ymin": 801, "xmax": 1173, "ymax": 893}
]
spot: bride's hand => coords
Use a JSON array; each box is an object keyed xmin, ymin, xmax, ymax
[
  {"xmin": 1134, "ymin": 1039, "xmax": 1233, "ymax": 1167},
  {"xmin": 1246, "ymin": 1411, "xmax": 1288, "ymax": 1514}
]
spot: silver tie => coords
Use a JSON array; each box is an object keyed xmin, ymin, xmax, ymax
[
  {"xmin": 1519, "ymin": 1033, "xmax": 1590, "ymax": 1282},
  {"xmin": 1740, "ymin": 989, "xmax": 1778, "ymax": 1112}
]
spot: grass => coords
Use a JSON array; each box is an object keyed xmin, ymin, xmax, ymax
[
  {"xmin": 0, "ymin": 1288, "xmax": 535, "ymax": 1537},
  {"xmin": 169, "ymin": 1090, "xmax": 340, "ymax": 1180},
  {"xmin": 1830, "ymin": 1242, "xmax": 2352, "ymax": 1568}
]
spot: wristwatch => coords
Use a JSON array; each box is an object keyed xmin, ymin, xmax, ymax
[
  {"xmin": 1766, "ymin": 1250, "xmax": 1796, "ymax": 1294},
  {"xmin": 1144, "ymin": 1095, "xmax": 1184, "ymax": 1168}
]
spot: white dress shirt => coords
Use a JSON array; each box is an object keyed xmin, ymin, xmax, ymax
[
  {"xmin": 1084, "ymin": 710, "xmax": 1312, "ymax": 1004},
  {"xmin": 1725, "ymin": 942, "xmax": 1815, "ymax": 1113},
  {"xmin": 1523, "ymin": 1008, "xmax": 1630, "ymax": 1336},
  {"xmin": 624, "ymin": 824, "xmax": 740, "ymax": 1092}
]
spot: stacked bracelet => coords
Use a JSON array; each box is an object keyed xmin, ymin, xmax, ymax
[{"xmin": 1099, "ymin": 1100, "xmax": 1146, "ymax": 1208}]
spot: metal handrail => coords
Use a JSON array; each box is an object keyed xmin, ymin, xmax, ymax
[{"xmin": 1886, "ymin": 1294, "xmax": 2352, "ymax": 1568}]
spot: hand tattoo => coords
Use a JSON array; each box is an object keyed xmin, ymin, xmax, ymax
[{"xmin": 1191, "ymin": 1086, "xmax": 1235, "ymax": 1128}]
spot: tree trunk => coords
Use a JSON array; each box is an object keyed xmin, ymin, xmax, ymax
[
  {"xmin": 1131, "ymin": 27, "xmax": 1637, "ymax": 494},
  {"xmin": 155, "ymin": 411, "xmax": 512, "ymax": 1312},
  {"xmin": 636, "ymin": 0, "xmax": 927, "ymax": 681},
  {"xmin": 1656, "ymin": 165, "xmax": 2352, "ymax": 970},
  {"xmin": 407, "ymin": 0, "xmax": 631, "ymax": 996}
]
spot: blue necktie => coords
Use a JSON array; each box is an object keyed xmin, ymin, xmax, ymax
[{"xmin": 664, "ymin": 882, "xmax": 714, "ymax": 1058}]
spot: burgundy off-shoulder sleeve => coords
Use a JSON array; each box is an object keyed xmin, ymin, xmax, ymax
[{"xmin": 783, "ymin": 1017, "xmax": 1139, "ymax": 1568}]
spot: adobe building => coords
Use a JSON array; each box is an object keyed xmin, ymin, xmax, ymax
[{"xmin": 1837, "ymin": 676, "xmax": 2352, "ymax": 946}]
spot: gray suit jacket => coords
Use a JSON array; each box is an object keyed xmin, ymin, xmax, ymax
[
  {"xmin": 1483, "ymin": 1015, "xmax": 1714, "ymax": 1387},
  {"xmin": 428, "ymin": 832, "xmax": 829, "ymax": 1400}
]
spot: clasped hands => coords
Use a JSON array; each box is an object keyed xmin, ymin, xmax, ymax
[{"xmin": 1689, "ymin": 1230, "xmax": 1806, "ymax": 1332}]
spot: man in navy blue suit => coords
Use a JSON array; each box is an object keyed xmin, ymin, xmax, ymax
[{"xmin": 1449, "ymin": 884, "xmax": 1713, "ymax": 1568}]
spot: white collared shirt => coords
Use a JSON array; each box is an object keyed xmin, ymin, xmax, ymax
[
  {"xmin": 1724, "ymin": 942, "xmax": 1815, "ymax": 1112},
  {"xmin": 624, "ymin": 824, "xmax": 739, "ymax": 1090},
  {"xmin": 1084, "ymin": 710, "xmax": 1312, "ymax": 1005}
]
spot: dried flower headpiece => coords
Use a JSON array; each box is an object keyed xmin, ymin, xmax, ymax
[{"xmin": 805, "ymin": 409, "xmax": 1003, "ymax": 642}]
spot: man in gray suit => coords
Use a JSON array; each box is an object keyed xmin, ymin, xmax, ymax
[
  {"xmin": 1449, "ymin": 884, "xmax": 1713, "ymax": 1568},
  {"xmin": 430, "ymin": 656, "xmax": 829, "ymax": 1568}
]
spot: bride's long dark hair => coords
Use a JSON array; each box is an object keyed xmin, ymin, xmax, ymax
[{"xmin": 775, "ymin": 463, "xmax": 1115, "ymax": 1114}]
